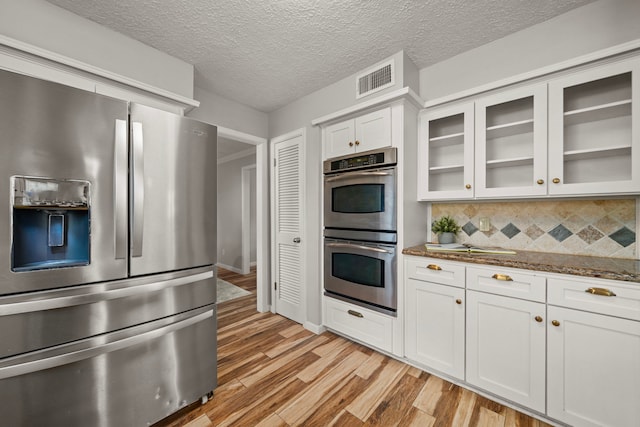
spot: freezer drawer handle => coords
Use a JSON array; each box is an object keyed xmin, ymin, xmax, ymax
[
  {"xmin": 0, "ymin": 309, "xmax": 213, "ymax": 380},
  {"xmin": 0, "ymin": 270, "xmax": 213, "ymax": 316},
  {"xmin": 131, "ymin": 121, "xmax": 145, "ymax": 258}
]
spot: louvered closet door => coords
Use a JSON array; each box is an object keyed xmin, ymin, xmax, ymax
[{"xmin": 271, "ymin": 131, "xmax": 305, "ymax": 323}]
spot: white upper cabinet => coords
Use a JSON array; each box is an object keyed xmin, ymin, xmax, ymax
[
  {"xmin": 418, "ymin": 102, "xmax": 474, "ymax": 200},
  {"xmin": 324, "ymin": 107, "xmax": 391, "ymax": 159},
  {"xmin": 548, "ymin": 57, "xmax": 640, "ymax": 195},
  {"xmin": 418, "ymin": 55, "xmax": 640, "ymax": 200},
  {"xmin": 475, "ymin": 84, "xmax": 548, "ymax": 198}
]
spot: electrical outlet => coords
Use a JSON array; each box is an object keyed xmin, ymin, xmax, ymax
[{"xmin": 479, "ymin": 217, "xmax": 491, "ymax": 232}]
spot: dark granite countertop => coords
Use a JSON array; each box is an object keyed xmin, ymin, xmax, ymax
[{"xmin": 403, "ymin": 244, "xmax": 640, "ymax": 284}]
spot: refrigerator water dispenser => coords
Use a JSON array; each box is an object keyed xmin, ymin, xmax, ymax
[{"xmin": 11, "ymin": 176, "xmax": 90, "ymax": 272}]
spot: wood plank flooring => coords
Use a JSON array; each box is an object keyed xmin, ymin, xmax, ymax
[{"xmin": 154, "ymin": 267, "xmax": 552, "ymax": 427}]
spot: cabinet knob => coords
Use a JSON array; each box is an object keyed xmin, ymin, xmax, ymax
[
  {"xmin": 585, "ymin": 287, "xmax": 616, "ymax": 297},
  {"xmin": 537, "ymin": 179, "xmax": 544, "ymax": 185},
  {"xmin": 552, "ymin": 177, "xmax": 560, "ymax": 184},
  {"xmin": 491, "ymin": 273, "xmax": 513, "ymax": 281},
  {"xmin": 354, "ymin": 140, "xmax": 360, "ymax": 146},
  {"xmin": 551, "ymin": 320, "xmax": 560, "ymax": 327},
  {"xmin": 465, "ymin": 184, "xmax": 471, "ymax": 189},
  {"xmin": 348, "ymin": 309, "xmax": 363, "ymax": 318},
  {"xmin": 427, "ymin": 264, "xmax": 442, "ymax": 271},
  {"xmin": 534, "ymin": 315, "xmax": 543, "ymax": 323},
  {"xmin": 456, "ymin": 299, "xmax": 462, "ymax": 305},
  {"xmin": 349, "ymin": 142, "xmax": 354, "ymax": 147}
]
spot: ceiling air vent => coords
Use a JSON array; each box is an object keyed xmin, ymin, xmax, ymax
[{"xmin": 356, "ymin": 60, "xmax": 395, "ymax": 99}]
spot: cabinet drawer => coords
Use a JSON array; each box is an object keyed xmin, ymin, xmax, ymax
[
  {"xmin": 323, "ymin": 297, "xmax": 393, "ymax": 353},
  {"xmin": 548, "ymin": 277, "xmax": 640, "ymax": 321},
  {"xmin": 467, "ymin": 266, "xmax": 545, "ymax": 302},
  {"xmin": 405, "ymin": 256, "xmax": 465, "ymax": 288}
]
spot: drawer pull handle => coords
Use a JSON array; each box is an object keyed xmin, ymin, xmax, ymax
[
  {"xmin": 585, "ymin": 287, "xmax": 616, "ymax": 297},
  {"xmin": 348, "ymin": 310, "xmax": 363, "ymax": 318},
  {"xmin": 455, "ymin": 299, "xmax": 462, "ymax": 305},
  {"xmin": 534, "ymin": 315, "xmax": 543, "ymax": 323},
  {"xmin": 551, "ymin": 320, "xmax": 560, "ymax": 327},
  {"xmin": 427, "ymin": 264, "xmax": 442, "ymax": 271},
  {"xmin": 492, "ymin": 273, "xmax": 513, "ymax": 281}
]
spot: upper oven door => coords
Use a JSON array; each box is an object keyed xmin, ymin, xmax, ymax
[{"xmin": 324, "ymin": 166, "xmax": 396, "ymax": 232}]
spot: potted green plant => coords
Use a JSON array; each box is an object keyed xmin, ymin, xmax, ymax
[{"xmin": 431, "ymin": 215, "xmax": 461, "ymax": 244}]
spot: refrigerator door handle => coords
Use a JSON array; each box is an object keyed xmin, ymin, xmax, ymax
[
  {"xmin": 131, "ymin": 121, "xmax": 145, "ymax": 258},
  {"xmin": 0, "ymin": 309, "xmax": 213, "ymax": 380},
  {"xmin": 0, "ymin": 269, "xmax": 213, "ymax": 316},
  {"xmin": 114, "ymin": 119, "xmax": 128, "ymax": 259}
]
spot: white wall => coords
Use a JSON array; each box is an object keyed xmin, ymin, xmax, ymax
[
  {"xmin": 189, "ymin": 86, "xmax": 269, "ymax": 138},
  {"xmin": 419, "ymin": 0, "xmax": 640, "ymax": 101},
  {"xmin": 217, "ymin": 153, "xmax": 257, "ymax": 270},
  {"xmin": 250, "ymin": 168, "xmax": 257, "ymax": 264},
  {"xmin": 0, "ymin": 0, "xmax": 193, "ymax": 98}
]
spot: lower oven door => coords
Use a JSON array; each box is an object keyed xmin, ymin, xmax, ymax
[{"xmin": 324, "ymin": 238, "xmax": 397, "ymax": 314}]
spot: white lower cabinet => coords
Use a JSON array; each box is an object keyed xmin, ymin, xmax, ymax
[
  {"xmin": 465, "ymin": 290, "xmax": 546, "ymax": 413},
  {"xmin": 323, "ymin": 296, "xmax": 393, "ymax": 353},
  {"xmin": 547, "ymin": 305, "xmax": 640, "ymax": 427},
  {"xmin": 405, "ymin": 278, "xmax": 465, "ymax": 379},
  {"xmin": 402, "ymin": 256, "xmax": 640, "ymax": 425}
]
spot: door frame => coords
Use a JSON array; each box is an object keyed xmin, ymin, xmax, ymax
[
  {"xmin": 270, "ymin": 128, "xmax": 306, "ymax": 320},
  {"xmin": 217, "ymin": 127, "xmax": 270, "ymax": 313},
  {"xmin": 241, "ymin": 164, "xmax": 256, "ymax": 275}
]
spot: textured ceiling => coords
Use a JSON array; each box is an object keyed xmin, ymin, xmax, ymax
[{"xmin": 46, "ymin": 0, "xmax": 594, "ymax": 112}]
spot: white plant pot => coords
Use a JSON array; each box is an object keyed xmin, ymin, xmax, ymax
[{"xmin": 438, "ymin": 232, "xmax": 455, "ymax": 244}]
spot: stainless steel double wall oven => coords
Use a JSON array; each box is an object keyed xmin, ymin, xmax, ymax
[{"xmin": 323, "ymin": 147, "xmax": 398, "ymax": 315}]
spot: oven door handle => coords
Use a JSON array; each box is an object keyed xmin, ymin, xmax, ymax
[
  {"xmin": 325, "ymin": 171, "xmax": 393, "ymax": 182},
  {"xmin": 327, "ymin": 242, "xmax": 394, "ymax": 254}
]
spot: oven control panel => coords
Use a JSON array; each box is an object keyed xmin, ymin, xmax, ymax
[{"xmin": 324, "ymin": 147, "xmax": 397, "ymax": 173}]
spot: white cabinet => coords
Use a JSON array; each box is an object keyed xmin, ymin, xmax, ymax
[
  {"xmin": 547, "ymin": 306, "xmax": 640, "ymax": 427},
  {"xmin": 466, "ymin": 290, "xmax": 546, "ymax": 412},
  {"xmin": 418, "ymin": 56, "xmax": 640, "ymax": 200},
  {"xmin": 323, "ymin": 296, "xmax": 394, "ymax": 353},
  {"xmin": 324, "ymin": 107, "xmax": 391, "ymax": 159},
  {"xmin": 547, "ymin": 275, "xmax": 640, "ymax": 426},
  {"xmin": 405, "ymin": 257, "xmax": 465, "ymax": 379},
  {"xmin": 548, "ymin": 57, "xmax": 640, "ymax": 195},
  {"xmin": 475, "ymin": 84, "xmax": 548, "ymax": 198},
  {"xmin": 418, "ymin": 102, "xmax": 474, "ymax": 200}
]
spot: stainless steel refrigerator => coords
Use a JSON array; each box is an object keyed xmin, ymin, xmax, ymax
[{"xmin": 0, "ymin": 69, "xmax": 217, "ymax": 426}]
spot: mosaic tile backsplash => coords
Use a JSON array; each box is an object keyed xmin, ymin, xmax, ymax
[{"xmin": 431, "ymin": 199, "xmax": 636, "ymax": 259}]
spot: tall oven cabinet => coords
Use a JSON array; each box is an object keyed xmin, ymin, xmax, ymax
[{"xmin": 317, "ymin": 91, "xmax": 428, "ymax": 357}]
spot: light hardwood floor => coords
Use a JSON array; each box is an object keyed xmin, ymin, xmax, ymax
[{"xmin": 155, "ymin": 267, "xmax": 552, "ymax": 427}]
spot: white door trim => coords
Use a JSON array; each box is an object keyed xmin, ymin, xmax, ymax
[
  {"xmin": 212, "ymin": 126, "xmax": 270, "ymax": 313},
  {"xmin": 241, "ymin": 164, "xmax": 256, "ymax": 275},
  {"xmin": 270, "ymin": 128, "xmax": 306, "ymax": 321}
]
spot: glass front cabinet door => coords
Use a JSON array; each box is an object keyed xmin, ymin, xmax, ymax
[
  {"xmin": 418, "ymin": 102, "xmax": 474, "ymax": 200},
  {"xmin": 548, "ymin": 57, "xmax": 640, "ymax": 196},
  {"xmin": 474, "ymin": 84, "xmax": 548, "ymax": 198}
]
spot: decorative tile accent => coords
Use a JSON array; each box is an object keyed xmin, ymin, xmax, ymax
[
  {"xmin": 525, "ymin": 224, "xmax": 545, "ymax": 241},
  {"xmin": 501, "ymin": 223, "xmax": 521, "ymax": 239},
  {"xmin": 549, "ymin": 224, "xmax": 573, "ymax": 242},
  {"xmin": 482, "ymin": 225, "xmax": 498, "ymax": 237},
  {"xmin": 577, "ymin": 226, "xmax": 604, "ymax": 245},
  {"xmin": 609, "ymin": 227, "xmax": 636, "ymax": 248},
  {"xmin": 432, "ymin": 199, "xmax": 636, "ymax": 259},
  {"xmin": 462, "ymin": 221, "xmax": 478, "ymax": 236}
]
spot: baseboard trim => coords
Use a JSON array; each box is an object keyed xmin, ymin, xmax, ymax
[
  {"xmin": 304, "ymin": 321, "xmax": 326, "ymax": 335},
  {"xmin": 216, "ymin": 262, "xmax": 242, "ymax": 274}
]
